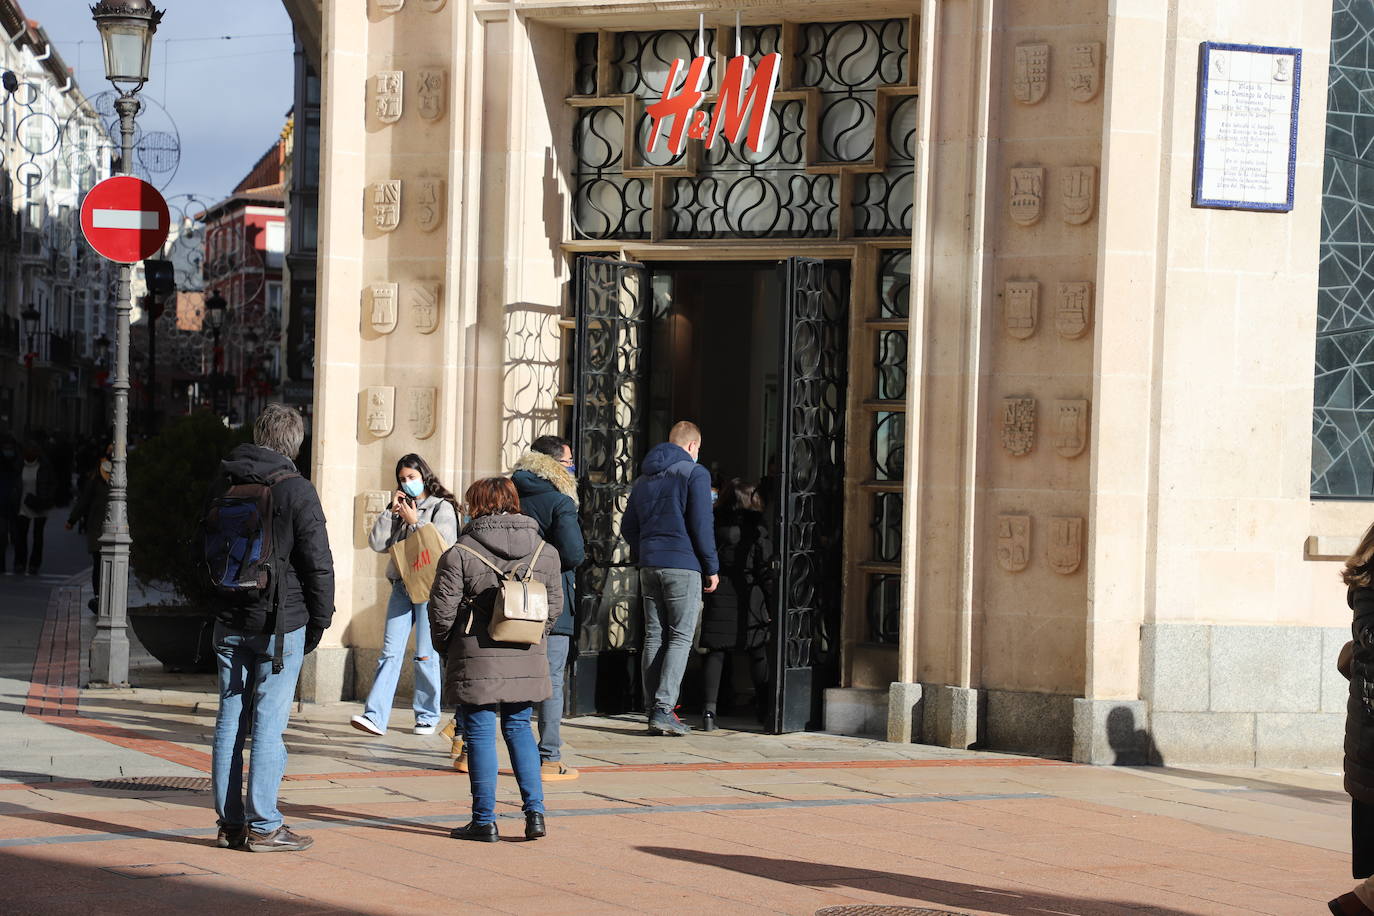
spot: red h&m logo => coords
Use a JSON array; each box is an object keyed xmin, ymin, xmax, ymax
[
  {"xmin": 645, "ymin": 52, "xmax": 781, "ymax": 156},
  {"xmin": 411, "ymin": 550, "xmax": 431, "ymax": 571}
]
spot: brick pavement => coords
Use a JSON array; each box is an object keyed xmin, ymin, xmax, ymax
[{"xmin": 0, "ymin": 580, "xmax": 1358, "ymax": 914}]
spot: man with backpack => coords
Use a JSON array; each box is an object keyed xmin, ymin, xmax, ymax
[{"xmin": 204, "ymin": 403, "xmax": 335, "ymax": 852}]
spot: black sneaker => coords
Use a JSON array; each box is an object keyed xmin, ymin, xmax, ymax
[
  {"xmin": 215, "ymin": 825, "xmax": 247, "ymax": 849},
  {"xmin": 647, "ymin": 708, "xmax": 690, "ymax": 736},
  {"xmin": 701, "ymin": 710, "xmax": 719, "ymax": 732},
  {"xmin": 246, "ymin": 825, "xmax": 314, "ymax": 852},
  {"xmin": 524, "ymin": 812, "xmax": 546, "ymax": 840},
  {"xmin": 450, "ymin": 821, "xmax": 499, "ymax": 842}
]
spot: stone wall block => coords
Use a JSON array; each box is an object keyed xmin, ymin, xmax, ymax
[
  {"xmin": 984, "ymin": 690, "xmax": 1074, "ymax": 759},
  {"xmin": 1141, "ymin": 624, "xmax": 1209, "ymax": 712},
  {"xmin": 1254, "ymin": 713, "xmax": 1343, "ymax": 768},
  {"xmin": 1150, "ymin": 712, "xmax": 1255, "ymax": 766},
  {"xmin": 1209, "ymin": 626, "xmax": 1321, "ymax": 712},
  {"xmin": 1324, "ymin": 626, "xmax": 1353, "ymax": 714}
]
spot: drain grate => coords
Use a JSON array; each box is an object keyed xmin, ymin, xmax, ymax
[
  {"xmin": 91, "ymin": 776, "xmax": 213, "ymax": 793},
  {"xmin": 817, "ymin": 908, "xmax": 972, "ymax": 916}
]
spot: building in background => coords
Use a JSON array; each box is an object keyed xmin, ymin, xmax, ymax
[
  {"xmin": 0, "ymin": 1, "xmax": 115, "ymax": 440},
  {"xmin": 281, "ymin": 36, "xmax": 322, "ymax": 437}
]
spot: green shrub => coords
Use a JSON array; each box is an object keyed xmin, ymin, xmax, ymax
[{"xmin": 128, "ymin": 411, "xmax": 249, "ymax": 606}]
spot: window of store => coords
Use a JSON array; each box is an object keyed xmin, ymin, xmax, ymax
[{"xmin": 1314, "ymin": 0, "xmax": 1374, "ymax": 497}]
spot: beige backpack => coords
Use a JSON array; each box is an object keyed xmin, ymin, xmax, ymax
[{"xmin": 455, "ymin": 542, "xmax": 549, "ymax": 645}]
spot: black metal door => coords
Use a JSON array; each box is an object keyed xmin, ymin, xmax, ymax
[
  {"xmin": 569, "ymin": 256, "xmax": 652, "ymax": 715},
  {"xmin": 771, "ymin": 257, "xmax": 849, "ymax": 733}
]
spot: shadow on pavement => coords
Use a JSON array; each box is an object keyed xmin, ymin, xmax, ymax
[{"xmin": 635, "ymin": 846, "xmax": 1201, "ymax": 916}]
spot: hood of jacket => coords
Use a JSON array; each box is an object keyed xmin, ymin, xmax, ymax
[
  {"xmin": 641, "ymin": 442, "xmax": 694, "ymax": 476},
  {"xmin": 220, "ymin": 443, "xmax": 297, "ymax": 484},
  {"xmin": 464, "ymin": 512, "xmax": 545, "ymax": 561},
  {"xmin": 512, "ymin": 451, "xmax": 578, "ymax": 504}
]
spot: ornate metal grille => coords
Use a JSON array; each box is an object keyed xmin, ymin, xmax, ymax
[
  {"xmin": 1314, "ymin": 0, "xmax": 1374, "ymax": 496},
  {"xmin": 573, "ymin": 258, "xmax": 651, "ymax": 656},
  {"xmin": 866, "ymin": 574, "xmax": 900, "ymax": 645},
  {"xmin": 874, "ymin": 330, "xmax": 907, "ymax": 400},
  {"xmin": 571, "ymin": 19, "xmax": 916, "ymax": 242},
  {"xmin": 774, "ymin": 257, "xmax": 849, "ymax": 731}
]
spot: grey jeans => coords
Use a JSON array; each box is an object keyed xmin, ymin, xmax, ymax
[{"xmin": 639, "ymin": 567, "xmax": 703, "ymax": 715}]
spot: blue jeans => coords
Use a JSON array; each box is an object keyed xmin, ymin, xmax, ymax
[
  {"xmin": 362, "ymin": 579, "xmax": 442, "ymax": 731},
  {"xmin": 460, "ymin": 703, "xmax": 544, "ymax": 823},
  {"xmin": 537, "ymin": 634, "xmax": 570, "ymax": 762},
  {"xmin": 640, "ymin": 567, "xmax": 703, "ymax": 715},
  {"xmin": 212, "ymin": 623, "xmax": 306, "ymax": 834}
]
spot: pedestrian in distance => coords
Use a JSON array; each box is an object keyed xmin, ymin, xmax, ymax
[
  {"xmin": 428, "ymin": 476, "xmax": 562, "ymax": 842},
  {"xmin": 352, "ymin": 453, "xmax": 459, "ymax": 738},
  {"xmin": 621, "ymin": 420, "xmax": 719, "ymax": 737},
  {"xmin": 204, "ymin": 403, "xmax": 335, "ymax": 853},
  {"xmin": 0, "ymin": 434, "xmax": 22, "ymax": 575},
  {"xmin": 13, "ymin": 439, "xmax": 58, "ymax": 575},
  {"xmin": 698, "ymin": 478, "xmax": 774, "ymax": 731},
  {"xmin": 511, "ymin": 434, "xmax": 586, "ymax": 781},
  {"xmin": 65, "ymin": 442, "xmax": 112, "ymax": 613}
]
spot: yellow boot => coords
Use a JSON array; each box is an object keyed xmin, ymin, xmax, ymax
[{"xmin": 450, "ymin": 736, "xmax": 467, "ymax": 773}]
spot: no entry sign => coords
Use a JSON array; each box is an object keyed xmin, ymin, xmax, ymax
[{"xmin": 80, "ymin": 176, "xmax": 170, "ymax": 264}]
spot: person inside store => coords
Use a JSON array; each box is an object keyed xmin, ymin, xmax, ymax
[
  {"xmin": 1334, "ymin": 524, "xmax": 1374, "ymax": 915},
  {"xmin": 698, "ymin": 478, "xmax": 774, "ymax": 730},
  {"xmin": 428, "ymin": 476, "xmax": 562, "ymax": 842},
  {"xmin": 66, "ymin": 442, "xmax": 112, "ymax": 612},
  {"xmin": 511, "ymin": 434, "xmax": 585, "ymax": 781},
  {"xmin": 13, "ymin": 439, "xmax": 57, "ymax": 575},
  {"xmin": 352, "ymin": 453, "xmax": 459, "ymax": 738}
]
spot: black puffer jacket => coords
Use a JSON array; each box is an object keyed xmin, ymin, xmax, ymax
[
  {"xmin": 1349, "ymin": 586, "xmax": 1374, "ymax": 803},
  {"xmin": 207, "ymin": 444, "xmax": 336, "ymax": 638},
  {"xmin": 700, "ymin": 509, "xmax": 773, "ymax": 651}
]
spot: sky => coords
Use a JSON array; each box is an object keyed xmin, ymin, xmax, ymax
[{"xmin": 26, "ymin": 0, "xmax": 297, "ymax": 206}]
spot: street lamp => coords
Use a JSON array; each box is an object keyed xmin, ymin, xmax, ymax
[
  {"xmin": 204, "ymin": 290, "xmax": 228, "ymax": 414},
  {"xmin": 89, "ymin": 0, "xmax": 164, "ymax": 689},
  {"xmin": 21, "ymin": 304, "xmax": 39, "ymax": 436}
]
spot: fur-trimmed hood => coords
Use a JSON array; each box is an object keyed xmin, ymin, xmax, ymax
[{"xmin": 512, "ymin": 450, "xmax": 578, "ymax": 504}]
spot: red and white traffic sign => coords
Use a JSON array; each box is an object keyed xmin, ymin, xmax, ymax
[{"xmin": 80, "ymin": 176, "xmax": 170, "ymax": 264}]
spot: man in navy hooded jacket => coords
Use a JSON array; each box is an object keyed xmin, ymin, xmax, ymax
[{"xmin": 621, "ymin": 421, "xmax": 719, "ymax": 736}]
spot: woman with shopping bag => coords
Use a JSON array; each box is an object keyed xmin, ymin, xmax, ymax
[{"xmin": 352, "ymin": 454, "xmax": 459, "ymax": 737}]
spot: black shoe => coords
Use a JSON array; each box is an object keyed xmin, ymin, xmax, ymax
[
  {"xmin": 87, "ymin": 597, "xmax": 99, "ymax": 614},
  {"xmin": 215, "ymin": 824, "xmax": 247, "ymax": 849},
  {"xmin": 450, "ymin": 821, "xmax": 499, "ymax": 842},
  {"xmin": 524, "ymin": 812, "xmax": 546, "ymax": 840},
  {"xmin": 246, "ymin": 825, "xmax": 313, "ymax": 852},
  {"xmin": 701, "ymin": 711, "xmax": 718, "ymax": 732},
  {"xmin": 647, "ymin": 708, "xmax": 690, "ymax": 736},
  {"xmin": 25, "ymin": 565, "xmax": 37, "ymax": 576}
]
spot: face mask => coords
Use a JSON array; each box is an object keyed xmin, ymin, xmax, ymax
[
  {"xmin": 566, "ymin": 463, "xmax": 577, "ymax": 475},
  {"xmin": 710, "ymin": 490, "xmax": 719, "ymax": 505},
  {"xmin": 99, "ymin": 460, "xmax": 113, "ymax": 481},
  {"xmin": 401, "ymin": 479, "xmax": 424, "ymax": 499}
]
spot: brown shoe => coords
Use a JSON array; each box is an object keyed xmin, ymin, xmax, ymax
[
  {"xmin": 541, "ymin": 760, "xmax": 579, "ymax": 781},
  {"xmin": 246, "ymin": 825, "xmax": 314, "ymax": 853},
  {"xmin": 452, "ymin": 743, "xmax": 468, "ymax": 773},
  {"xmin": 1331, "ymin": 893, "xmax": 1374, "ymax": 916}
]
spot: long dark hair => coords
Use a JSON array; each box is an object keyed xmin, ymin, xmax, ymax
[
  {"xmin": 395, "ymin": 453, "xmax": 460, "ymax": 513},
  {"xmin": 1345, "ymin": 522, "xmax": 1374, "ymax": 587}
]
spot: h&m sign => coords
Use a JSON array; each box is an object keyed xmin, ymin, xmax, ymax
[{"xmin": 645, "ymin": 51, "xmax": 782, "ymax": 156}]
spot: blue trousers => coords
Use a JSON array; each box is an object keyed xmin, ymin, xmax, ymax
[
  {"xmin": 536, "ymin": 634, "xmax": 570, "ymax": 762},
  {"xmin": 211, "ymin": 623, "xmax": 305, "ymax": 834},
  {"xmin": 640, "ymin": 567, "xmax": 703, "ymax": 714},
  {"xmin": 460, "ymin": 703, "xmax": 544, "ymax": 824},
  {"xmin": 362, "ymin": 579, "xmax": 442, "ymax": 731}
]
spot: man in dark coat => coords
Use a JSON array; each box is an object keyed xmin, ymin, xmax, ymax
[
  {"xmin": 511, "ymin": 434, "xmax": 585, "ymax": 780},
  {"xmin": 66, "ymin": 444, "xmax": 111, "ymax": 612},
  {"xmin": 621, "ymin": 420, "xmax": 719, "ymax": 736},
  {"xmin": 206, "ymin": 403, "xmax": 335, "ymax": 854}
]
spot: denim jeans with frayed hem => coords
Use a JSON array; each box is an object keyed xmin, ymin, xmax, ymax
[
  {"xmin": 362, "ymin": 579, "xmax": 442, "ymax": 731},
  {"xmin": 460, "ymin": 702, "xmax": 544, "ymax": 823},
  {"xmin": 211, "ymin": 623, "xmax": 305, "ymax": 834},
  {"xmin": 536, "ymin": 634, "xmax": 570, "ymax": 762},
  {"xmin": 639, "ymin": 567, "xmax": 703, "ymax": 715}
]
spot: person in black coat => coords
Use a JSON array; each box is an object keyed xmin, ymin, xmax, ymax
[
  {"xmin": 698, "ymin": 479, "xmax": 773, "ymax": 731},
  {"xmin": 511, "ymin": 435, "xmax": 586, "ymax": 779},
  {"xmin": 1334, "ymin": 529, "xmax": 1374, "ymax": 916},
  {"xmin": 0, "ymin": 435, "xmax": 21, "ymax": 575},
  {"xmin": 66, "ymin": 443, "xmax": 111, "ymax": 612}
]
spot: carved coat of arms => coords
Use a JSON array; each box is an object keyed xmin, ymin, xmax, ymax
[
  {"xmin": 374, "ymin": 70, "xmax": 403, "ymax": 124},
  {"xmin": 1056, "ymin": 282, "xmax": 1093, "ymax": 340},
  {"xmin": 371, "ymin": 181, "xmax": 401, "ymax": 232},
  {"xmin": 415, "ymin": 179, "xmax": 444, "ymax": 232},
  {"xmin": 364, "ymin": 386, "xmax": 395, "ymax": 437},
  {"xmin": 412, "ymin": 283, "xmax": 440, "ymax": 334},
  {"xmin": 361, "ymin": 490, "xmax": 390, "ymax": 541},
  {"xmin": 409, "ymin": 388, "xmax": 437, "ymax": 440},
  {"xmin": 1009, "ymin": 167, "xmax": 1043, "ymax": 227},
  {"xmin": 416, "ymin": 69, "xmax": 447, "ymax": 122},
  {"xmin": 1000, "ymin": 397, "xmax": 1035, "ymax": 457},
  {"xmin": 1048, "ymin": 517, "xmax": 1083, "ymax": 575},
  {"xmin": 1061, "ymin": 165, "xmax": 1097, "ymax": 225},
  {"xmin": 1067, "ymin": 42, "xmax": 1102, "ymax": 102},
  {"xmin": 1013, "ymin": 43, "xmax": 1049, "ymax": 105},
  {"xmin": 1052, "ymin": 399, "xmax": 1089, "ymax": 458},
  {"xmin": 375, "ymin": 0, "xmax": 405, "ymax": 13},
  {"xmin": 996, "ymin": 515, "xmax": 1031, "ymax": 573},
  {"xmin": 1004, "ymin": 281, "xmax": 1038, "ymax": 340},
  {"xmin": 367, "ymin": 283, "xmax": 399, "ymax": 334}
]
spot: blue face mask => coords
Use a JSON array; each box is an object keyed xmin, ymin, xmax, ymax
[
  {"xmin": 566, "ymin": 463, "xmax": 577, "ymax": 475},
  {"xmin": 401, "ymin": 479, "xmax": 424, "ymax": 499}
]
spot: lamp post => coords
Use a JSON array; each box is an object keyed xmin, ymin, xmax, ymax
[
  {"xmin": 21, "ymin": 304, "xmax": 39, "ymax": 436},
  {"xmin": 89, "ymin": 0, "xmax": 163, "ymax": 689},
  {"xmin": 204, "ymin": 290, "xmax": 227, "ymax": 415},
  {"xmin": 94, "ymin": 334, "xmax": 110, "ymax": 435}
]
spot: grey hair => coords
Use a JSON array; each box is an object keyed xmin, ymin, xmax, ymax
[{"xmin": 253, "ymin": 403, "xmax": 305, "ymax": 461}]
